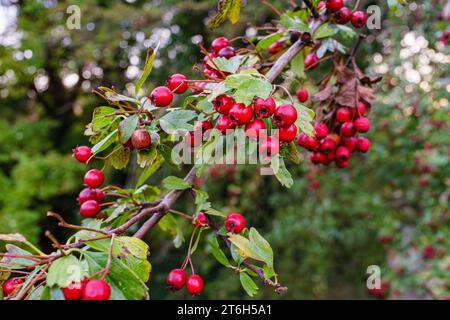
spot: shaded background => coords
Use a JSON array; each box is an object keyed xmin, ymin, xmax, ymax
[{"xmin": 0, "ymin": 0, "xmax": 449, "ymax": 299}]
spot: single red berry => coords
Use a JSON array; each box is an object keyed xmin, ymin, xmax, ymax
[
  {"xmin": 62, "ymin": 281, "xmax": 87, "ymax": 300},
  {"xmin": 259, "ymin": 136, "xmax": 280, "ymax": 157},
  {"xmin": 327, "ymin": 0, "xmax": 344, "ymax": 12},
  {"xmin": 354, "ymin": 117, "xmax": 370, "ymax": 132},
  {"xmin": 2, "ymin": 278, "xmax": 24, "ymax": 296},
  {"xmin": 296, "ymin": 88, "xmax": 309, "ymax": 103},
  {"xmin": 213, "ymin": 95, "xmax": 235, "ymax": 115},
  {"xmin": 193, "ymin": 211, "xmax": 208, "ymax": 227},
  {"xmin": 335, "ymin": 146, "xmax": 350, "ymax": 162},
  {"xmin": 245, "ymin": 119, "xmax": 266, "ymax": 140},
  {"xmin": 336, "ymin": 107, "xmax": 352, "ymax": 123},
  {"xmin": 80, "ymin": 200, "xmax": 100, "ymax": 218},
  {"xmin": 167, "ymin": 74, "xmax": 188, "ymax": 94},
  {"xmin": 82, "ymin": 280, "xmax": 111, "ymax": 300},
  {"xmin": 422, "ymin": 245, "xmax": 436, "ymax": 260},
  {"xmin": 297, "ymin": 133, "xmax": 319, "ymax": 151},
  {"xmin": 335, "ymin": 159, "xmax": 349, "ymax": 168},
  {"xmin": 211, "ymin": 37, "xmax": 230, "ymax": 54},
  {"xmin": 217, "ymin": 46, "xmax": 236, "ymax": 59},
  {"xmin": 215, "ymin": 115, "xmax": 236, "ymax": 134},
  {"xmin": 268, "ymin": 40, "xmax": 283, "ymax": 55},
  {"xmin": 254, "ymin": 97, "xmax": 276, "ymax": 118},
  {"xmin": 310, "ymin": 152, "xmax": 326, "ymax": 164},
  {"xmin": 320, "ymin": 138, "xmax": 336, "ymax": 155},
  {"xmin": 279, "ymin": 124, "xmax": 298, "ymax": 143},
  {"xmin": 73, "ymin": 146, "xmax": 92, "ymax": 163},
  {"xmin": 351, "ymin": 11, "xmax": 367, "ymax": 28},
  {"xmin": 340, "ymin": 121, "xmax": 356, "ymax": 137},
  {"xmin": 167, "ymin": 269, "xmax": 187, "ymax": 291},
  {"xmin": 95, "ymin": 189, "xmax": 105, "ymax": 203},
  {"xmin": 195, "ymin": 120, "xmax": 213, "ymax": 132},
  {"xmin": 355, "ymin": 102, "xmax": 367, "ymax": 116},
  {"xmin": 356, "ymin": 137, "xmax": 371, "ymax": 152},
  {"xmin": 229, "ymin": 103, "xmax": 254, "ymax": 125},
  {"xmin": 84, "ymin": 169, "xmax": 105, "ymax": 188},
  {"xmin": 77, "ymin": 187, "xmax": 98, "ymax": 205},
  {"xmin": 273, "ymin": 104, "xmax": 297, "ymax": 128},
  {"xmin": 314, "ymin": 123, "xmax": 329, "ymax": 139},
  {"xmin": 305, "ymin": 53, "xmax": 319, "ymax": 69},
  {"xmin": 343, "ymin": 137, "xmax": 357, "ymax": 152},
  {"xmin": 334, "ymin": 7, "xmax": 352, "ymax": 24},
  {"xmin": 186, "ymin": 274, "xmax": 204, "ymax": 296},
  {"xmin": 131, "ymin": 129, "xmax": 151, "ymax": 150},
  {"xmin": 150, "ymin": 86, "xmax": 173, "ymax": 107},
  {"xmin": 225, "ymin": 213, "xmax": 246, "ymax": 233}
]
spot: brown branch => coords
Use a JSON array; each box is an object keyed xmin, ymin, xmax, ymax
[{"xmin": 346, "ymin": 33, "xmax": 366, "ymax": 67}]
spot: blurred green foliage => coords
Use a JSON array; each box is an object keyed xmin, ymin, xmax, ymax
[{"xmin": 0, "ymin": 0, "xmax": 448, "ymax": 299}]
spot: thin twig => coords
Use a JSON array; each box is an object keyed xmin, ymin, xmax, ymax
[{"xmin": 102, "ymin": 234, "xmax": 115, "ymax": 280}]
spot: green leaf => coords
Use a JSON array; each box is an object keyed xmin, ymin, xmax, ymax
[
  {"xmin": 121, "ymin": 255, "xmax": 152, "ymax": 283},
  {"xmin": 291, "ymin": 51, "xmax": 305, "ymax": 80},
  {"xmin": 248, "ymin": 228, "xmax": 274, "ymax": 267},
  {"xmin": 91, "ymin": 129, "xmax": 118, "ymax": 155},
  {"xmin": 119, "ymin": 114, "xmax": 139, "ymax": 143},
  {"xmin": 136, "ymin": 155, "xmax": 164, "ymax": 188},
  {"xmin": 83, "ymin": 251, "xmax": 149, "ymax": 300},
  {"xmin": 239, "ymin": 272, "xmax": 259, "ymax": 297},
  {"xmin": 228, "ymin": 234, "xmax": 264, "ymax": 262},
  {"xmin": 224, "ymin": 71, "xmax": 272, "ymax": 105},
  {"xmin": 136, "ymin": 143, "xmax": 158, "ymax": 168},
  {"xmin": 133, "ymin": 184, "xmax": 160, "ymax": 202},
  {"xmin": 271, "ymin": 154, "xmax": 294, "ymax": 188},
  {"xmin": 210, "ymin": 237, "xmax": 231, "ymax": 267},
  {"xmin": 212, "ymin": 56, "xmax": 241, "ymax": 73},
  {"xmin": 158, "ymin": 213, "xmax": 185, "ymax": 248},
  {"xmin": 159, "ymin": 110, "xmax": 197, "ymax": 134},
  {"xmin": 1, "ymin": 244, "xmax": 36, "ymax": 269},
  {"xmin": 47, "ymin": 255, "xmax": 86, "ymax": 287},
  {"xmin": 314, "ymin": 23, "xmax": 336, "ymax": 39},
  {"xmin": 162, "ymin": 175, "xmax": 191, "ymax": 190},
  {"xmin": 135, "ymin": 47, "xmax": 157, "ymax": 96},
  {"xmin": 280, "ymin": 11, "xmax": 311, "ymax": 32},
  {"xmin": 280, "ymin": 141, "xmax": 301, "ymax": 164},
  {"xmin": 256, "ymin": 32, "xmax": 283, "ymax": 52},
  {"xmin": 194, "ymin": 190, "xmax": 211, "ymax": 215},
  {"xmin": 208, "ymin": 0, "xmax": 241, "ymax": 29},
  {"xmin": 92, "ymin": 106, "xmax": 117, "ymax": 132},
  {"xmin": 295, "ymin": 103, "xmax": 315, "ymax": 136},
  {"xmin": 107, "ymin": 144, "xmax": 131, "ymax": 169},
  {"xmin": 204, "ymin": 207, "xmax": 227, "ymax": 218}
]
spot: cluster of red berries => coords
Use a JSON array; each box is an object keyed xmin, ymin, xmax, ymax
[
  {"xmin": 148, "ymin": 73, "xmax": 188, "ymax": 108},
  {"xmin": 62, "ymin": 278, "xmax": 111, "ymax": 300},
  {"xmin": 199, "ymin": 37, "xmax": 236, "ymax": 83},
  {"xmin": 297, "ymin": 101, "xmax": 371, "ymax": 168},
  {"xmin": 73, "ymin": 146, "xmax": 106, "ymax": 217},
  {"xmin": 323, "ymin": 0, "xmax": 367, "ymax": 28}
]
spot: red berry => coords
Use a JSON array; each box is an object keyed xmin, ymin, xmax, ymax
[
  {"xmin": 213, "ymin": 95, "xmax": 235, "ymax": 115},
  {"xmin": 62, "ymin": 281, "xmax": 87, "ymax": 300},
  {"xmin": 310, "ymin": 152, "xmax": 326, "ymax": 164},
  {"xmin": 195, "ymin": 120, "xmax": 213, "ymax": 132},
  {"xmin": 356, "ymin": 137, "xmax": 371, "ymax": 152},
  {"xmin": 82, "ymin": 280, "xmax": 111, "ymax": 300},
  {"xmin": 259, "ymin": 136, "xmax": 280, "ymax": 157},
  {"xmin": 217, "ymin": 46, "xmax": 236, "ymax": 59},
  {"xmin": 193, "ymin": 211, "xmax": 208, "ymax": 227},
  {"xmin": 245, "ymin": 119, "xmax": 266, "ymax": 140},
  {"xmin": 150, "ymin": 86, "xmax": 173, "ymax": 107},
  {"xmin": 351, "ymin": 11, "xmax": 367, "ymax": 28},
  {"xmin": 335, "ymin": 159, "xmax": 349, "ymax": 168},
  {"xmin": 336, "ymin": 107, "xmax": 351, "ymax": 123},
  {"xmin": 268, "ymin": 41, "xmax": 283, "ymax": 55},
  {"xmin": 229, "ymin": 103, "xmax": 254, "ymax": 125},
  {"xmin": 296, "ymin": 88, "xmax": 309, "ymax": 103},
  {"xmin": 300, "ymin": 133, "xmax": 320, "ymax": 151},
  {"xmin": 354, "ymin": 117, "xmax": 370, "ymax": 132},
  {"xmin": 78, "ymin": 188, "xmax": 98, "ymax": 205},
  {"xmin": 305, "ymin": 53, "xmax": 320, "ymax": 69},
  {"xmin": 225, "ymin": 213, "xmax": 246, "ymax": 233},
  {"xmin": 202, "ymin": 53, "xmax": 218, "ymax": 71},
  {"xmin": 422, "ymin": 245, "xmax": 436, "ymax": 260},
  {"xmin": 131, "ymin": 129, "xmax": 151, "ymax": 150},
  {"xmin": 327, "ymin": 0, "xmax": 344, "ymax": 12},
  {"xmin": 186, "ymin": 274, "xmax": 203, "ymax": 296},
  {"xmin": 211, "ymin": 37, "xmax": 230, "ymax": 54},
  {"xmin": 167, "ymin": 269, "xmax": 187, "ymax": 291},
  {"xmin": 335, "ymin": 146, "xmax": 350, "ymax": 162},
  {"xmin": 273, "ymin": 104, "xmax": 297, "ymax": 128},
  {"xmin": 343, "ymin": 137, "xmax": 357, "ymax": 152},
  {"xmin": 320, "ymin": 138, "xmax": 335, "ymax": 155},
  {"xmin": 73, "ymin": 146, "xmax": 92, "ymax": 163},
  {"xmin": 167, "ymin": 74, "xmax": 188, "ymax": 94},
  {"xmin": 84, "ymin": 169, "xmax": 105, "ymax": 188},
  {"xmin": 334, "ymin": 7, "xmax": 352, "ymax": 24},
  {"xmin": 254, "ymin": 97, "xmax": 276, "ymax": 118},
  {"xmin": 355, "ymin": 102, "xmax": 367, "ymax": 116},
  {"xmin": 340, "ymin": 121, "xmax": 356, "ymax": 137},
  {"xmin": 80, "ymin": 200, "xmax": 100, "ymax": 218},
  {"xmin": 314, "ymin": 123, "xmax": 329, "ymax": 139},
  {"xmin": 2, "ymin": 278, "xmax": 24, "ymax": 296},
  {"xmin": 279, "ymin": 124, "xmax": 298, "ymax": 143},
  {"xmin": 215, "ymin": 115, "xmax": 236, "ymax": 134},
  {"xmin": 95, "ymin": 189, "xmax": 105, "ymax": 203}
]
